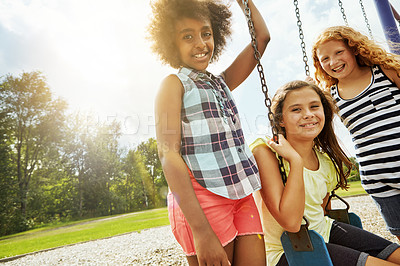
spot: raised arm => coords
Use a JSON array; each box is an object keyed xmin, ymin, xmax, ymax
[
  {"xmin": 252, "ymin": 136, "xmax": 305, "ymax": 232},
  {"xmin": 223, "ymin": 0, "xmax": 270, "ymax": 90},
  {"xmin": 155, "ymin": 75, "xmax": 229, "ymax": 265}
]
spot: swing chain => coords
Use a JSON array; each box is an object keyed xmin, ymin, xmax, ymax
[
  {"xmin": 293, "ymin": 0, "xmax": 310, "ymax": 77},
  {"xmin": 359, "ymin": 0, "xmax": 374, "ymax": 40},
  {"xmin": 337, "ymin": 0, "xmax": 349, "ymax": 26},
  {"xmin": 241, "ymin": 0, "xmax": 288, "ymax": 183}
]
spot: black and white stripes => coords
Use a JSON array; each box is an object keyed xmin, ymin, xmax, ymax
[{"xmin": 332, "ymin": 65, "xmax": 400, "ymax": 197}]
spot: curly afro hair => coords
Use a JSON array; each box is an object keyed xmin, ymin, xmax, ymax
[{"xmin": 147, "ymin": 0, "xmax": 232, "ymax": 69}]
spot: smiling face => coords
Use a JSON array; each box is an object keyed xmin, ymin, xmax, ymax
[
  {"xmin": 174, "ymin": 17, "xmax": 214, "ymax": 71},
  {"xmin": 316, "ymin": 40, "xmax": 359, "ymax": 82},
  {"xmin": 280, "ymin": 86, "xmax": 325, "ymax": 142}
]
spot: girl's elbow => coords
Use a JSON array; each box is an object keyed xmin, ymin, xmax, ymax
[
  {"xmin": 281, "ymin": 218, "xmax": 302, "ymax": 233},
  {"xmin": 258, "ymin": 35, "xmax": 270, "ymax": 54},
  {"xmin": 158, "ymin": 149, "xmax": 175, "ymax": 167},
  {"xmin": 260, "ymin": 28, "xmax": 271, "ymax": 43},
  {"xmin": 283, "ymin": 223, "xmax": 302, "ymax": 233},
  {"xmin": 264, "ymin": 34, "xmax": 271, "ymax": 44}
]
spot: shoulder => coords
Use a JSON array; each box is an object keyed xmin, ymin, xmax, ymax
[
  {"xmin": 155, "ymin": 74, "xmax": 184, "ymax": 106},
  {"xmin": 161, "ymin": 74, "xmax": 182, "ymax": 87},
  {"xmin": 316, "ymin": 150, "xmax": 337, "ymax": 175},
  {"xmin": 250, "ymin": 137, "xmax": 277, "ymax": 160},
  {"xmin": 249, "ymin": 137, "xmax": 268, "ymax": 153},
  {"xmin": 158, "ymin": 74, "xmax": 183, "ymax": 94},
  {"xmin": 251, "ymin": 138, "xmax": 277, "ymax": 167},
  {"xmin": 380, "ymin": 65, "xmax": 397, "ymax": 79},
  {"xmin": 379, "ymin": 65, "xmax": 400, "ymax": 87},
  {"xmin": 318, "ymin": 150, "xmax": 333, "ymax": 164}
]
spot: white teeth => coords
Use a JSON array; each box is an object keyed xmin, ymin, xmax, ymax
[
  {"xmin": 333, "ymin": 65, "xmax": 344, "ymax": 72},
  {"xmin": 301, "ymin": 122, "xmax": 317, "ymax": 128},
  {"xmin": 194, "ymin": 53, "xmax": 206, "ymax": 58}
]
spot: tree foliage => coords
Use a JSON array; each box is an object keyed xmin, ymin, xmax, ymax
[
  {"xmin": 0, "ymin": 71, "xmax": 67, "ymax": 232},
  {"xmin": 0, "ymin": 71, "xmax": 167, "ymax": 236},
  {"xmin": 137, "ymin": 138, "xmax": 167, "ymax": 207}
]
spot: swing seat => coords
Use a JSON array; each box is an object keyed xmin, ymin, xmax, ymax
[
  {"xmin": 281, "ymin": 230, "xmax": 333, "ymax": 266},
  {"xmin": 328, "ymin": 210, "xmax": 363, "ymax": 229},
  {"xmin": 349, "ymin": 212, "xmax": 363, "ymax": 229},
  {"xmin": 281, "ymin": 213, "xmax": 363, "ymax": 266}
]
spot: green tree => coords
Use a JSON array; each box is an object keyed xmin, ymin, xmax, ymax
[
  {"xmin": 348, "ymin": 157, "xmax": 360, "ymax": 182},
  {"xmin": 137, "ymin": 138, "xmax": 167, "ymax": 207},
  {"xmin": 119, "ymin": 149, "xmax": 154, "ymax": 211},
  {"xmin": 0, "ymin": 71, "xmax": 67, "ymax": 231},
  {"xmin": 62, "ymin": 112, "xmax": 93, "ymax": 218},
  {"xmin": 82, "ymin": 120, "xmax": 122, "ymax": 217},
  {"xmin": 0, "ymin": 110, "xmax": 17, "ymax": 236}
]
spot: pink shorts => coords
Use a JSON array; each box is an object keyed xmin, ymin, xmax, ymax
[{"xmin": 167, "ymin": 169, "xmax": 263, "ymax": 256}]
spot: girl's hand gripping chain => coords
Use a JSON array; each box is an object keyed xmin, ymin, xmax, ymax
[{"xmin": 268, "ymin": 134, "xmax": 301, "ymax": 164}]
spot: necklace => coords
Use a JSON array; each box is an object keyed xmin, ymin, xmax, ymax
[{"xmin": 206, "ymin": 75, "xmax": 232, "ymax": 124}]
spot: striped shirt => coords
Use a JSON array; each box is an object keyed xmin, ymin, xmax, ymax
[
  {"xmin": 177, "ymin": 67, "xmax": 260, "ymax": 200},
  {"xmin": 331, "ymin": 65, "xmax": 400, "ymax": 197}
]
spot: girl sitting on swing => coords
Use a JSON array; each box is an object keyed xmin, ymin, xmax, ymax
[{"xmin": 250, "ymin": 80, "xmax": 400, "ymax": 265}]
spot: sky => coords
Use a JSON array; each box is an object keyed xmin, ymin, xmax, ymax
[{"xmin": 1, "ymin": 0, "xmax": 400, "ymax": 156}]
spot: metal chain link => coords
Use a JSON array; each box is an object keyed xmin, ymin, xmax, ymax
[
  {"xmin": 241, "ymin": 0, "xmax": 287, "ymax": 183},
  {"xmin": 293, "ymin": 0, "xmax": 310, "ymax": 77},
  {"xmin": 359, "ymin": 0, "xmax": 374, "ymax": 39},
  {"xmin": 338, "ymin": 0, "xmax": 349, "ymax": 26}
]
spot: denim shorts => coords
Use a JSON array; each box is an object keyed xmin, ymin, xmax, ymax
[{"xmin": 371, "ymin": 194, "xmax": 400, "ymax": 236}]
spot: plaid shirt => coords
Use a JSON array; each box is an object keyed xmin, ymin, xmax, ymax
[{"xmin": 177, "ymin": 67, "xmax": 260, "ymax": 200}]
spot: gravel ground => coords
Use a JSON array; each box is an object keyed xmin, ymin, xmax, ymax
[{"xmin": 2, "ymin": 195, "xmax": 398, "ymax": 265}]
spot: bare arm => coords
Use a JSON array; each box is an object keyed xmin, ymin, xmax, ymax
[
  {"xmin": 155, "ymin": 75, "xmax": 229, "ymax": 265},
  {"xmin": 322, "ymin": 193, "xmax": 330, "ymax": 215},
  {"xmin": 252, "ymin": 136, "xmax": 305, "ymax": 232},
  {"xmin": 223, "ymin": 0, "xmax": 270, "ymax": 90}
]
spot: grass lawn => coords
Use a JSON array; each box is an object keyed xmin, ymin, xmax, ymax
[
  {"xmin": 0, "ymin": 181, "xmax": 367, "ymax": 260},
  {"xmin": 335, "ymin": 181, "xmax": 367, "ymax": 197},
  {"xmin": 0, "ymin": 208, "xmax": 169, "ymax": 259}
]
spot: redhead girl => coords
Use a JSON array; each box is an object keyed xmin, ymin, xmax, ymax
[{"xmin": 312, "ymin": 26, "xmax": 400, "ymax": 241}]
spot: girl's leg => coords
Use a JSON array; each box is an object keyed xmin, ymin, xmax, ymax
[
  {"xmin": 277, "ymin": 243, "xmax": 399, "ymax": 266},
  {"xmin": 231, "ymin": 195, "xmax": 265, "ymax": 265},
  {"xmin": 386, "ymin": 247, "xmax": 400, "ymax": 264},
  {"xmin": 186, "ymin": 241, "xmax": 235, "ymax": 266},
  {"xmin": 186, "ymin": 255, "xmax": 198, "ymax": 266},
  {"xmin": 329, "ymin": 221, "xmax": 400, "ymax": 263},
  {"xmin": 371, "ymin": 194, "xmax": 400, "ymax": 243},
  {"xmin": 365, "ymin": 256, "xmax": 400, "ymax": 265},
  {"xmin": 233, "ymin": 234, "xmax": 266, "ymax": 266},
  {"xmin": 326, "ymin": 243, "xmax": 400, "ymax": 266}
]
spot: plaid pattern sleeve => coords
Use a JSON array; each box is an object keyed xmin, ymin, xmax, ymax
[{"xmin": 177, "ymin": 67, "xmax": 261, "ymax": 200}]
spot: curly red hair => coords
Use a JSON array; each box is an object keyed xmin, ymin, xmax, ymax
[{"xmin": 312, "ymin": 26, "xmax": 400, "ymax": 89}]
